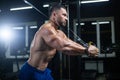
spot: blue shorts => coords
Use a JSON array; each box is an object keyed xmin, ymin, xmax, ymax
[{"xmin": 19, "ymin": 62, "xmax": 54, "ymax": 80}]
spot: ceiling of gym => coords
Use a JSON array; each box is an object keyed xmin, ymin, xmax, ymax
[{"xmin": 0, "ymin": 0, "xmax": 119, "ymax": 23}]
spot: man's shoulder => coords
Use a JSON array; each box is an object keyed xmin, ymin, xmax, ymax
[
  {"xmin": 37, "ymin": 24, "xmax": 53, "ymax": 35},
  {"xmin": 41, "ymin": 22, "xmax": 51, "ymax": 29}
]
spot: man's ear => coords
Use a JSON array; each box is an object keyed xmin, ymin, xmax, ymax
[{"xmin": 53, "ymin": 11, "xmax": 56, "ymax": 17}]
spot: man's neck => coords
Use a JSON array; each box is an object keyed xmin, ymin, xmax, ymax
[{"xmin": 49, "ymin": 19, "xmax": 59, "ymax": 30}]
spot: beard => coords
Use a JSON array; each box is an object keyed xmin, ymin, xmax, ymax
[
  {"xmin": 59, "ymin": 22, "xmax": 66, "ymax": 27},
  {"xmin": 57, "ymin": 20, "xmax": 67, "ymax": 27}
]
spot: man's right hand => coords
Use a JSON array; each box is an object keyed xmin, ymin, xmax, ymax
[{"xmin": 87, "ymin": 45, "xmax": 99, "ymax": 57}]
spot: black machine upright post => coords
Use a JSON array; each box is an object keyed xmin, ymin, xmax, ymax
[{"xmin": 77, "ymin": 0, "xmax": 83, "ymax": 79}]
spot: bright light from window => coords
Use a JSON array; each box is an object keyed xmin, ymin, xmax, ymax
[
  {"xmin": 12, "ymin": 27, "xmax": 24, "ymax": 30},
  {"xmin": 92, "ymin": 21, "xmax": 110, "ymax": 25},
  {"xmin": 0, "ymin": 28, "xmax": 13, "ymax": 41},
  {"xmin": 30, "ymin": 26, "xmax": 37, "ymax": 29},
  {"xmin": 76, "ymin": 23, "xmax": 85, "ymax": 26}
]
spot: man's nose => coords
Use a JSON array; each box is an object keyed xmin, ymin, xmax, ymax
[{"xmin": 65, "ymin": 17, "xmax": 68, "ymax": 21}]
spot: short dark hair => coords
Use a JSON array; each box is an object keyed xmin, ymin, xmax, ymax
[{"xmin": 49, "ymin": 3, "xmax": 66, "ymax": 17}]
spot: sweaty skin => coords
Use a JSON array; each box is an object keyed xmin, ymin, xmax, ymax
[
  {"xmin": 28, "ymin": 21, "xmax": 86, "ymax": 71},
  {"xmin": 27, "ymin": 7, "xmax": 99, "ymax": 71}
]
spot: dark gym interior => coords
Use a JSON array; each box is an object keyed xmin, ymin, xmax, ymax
[{"xmin": 0, "ymin": 0, "xmax": 120, "ymax": 80}]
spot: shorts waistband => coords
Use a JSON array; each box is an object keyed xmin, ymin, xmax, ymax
[{"xmin": 23, "ymin": 62, "xmax": 51, "ymax": 73}]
